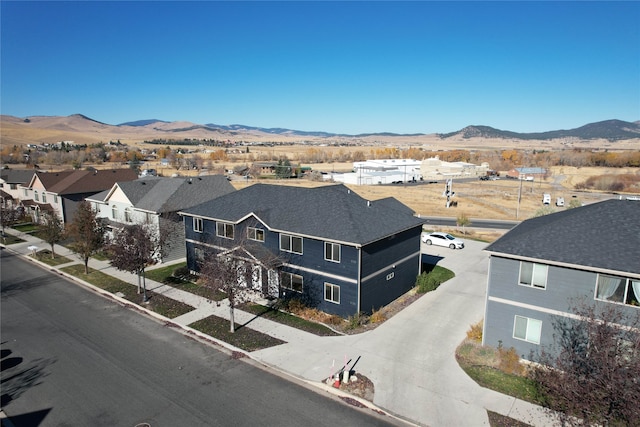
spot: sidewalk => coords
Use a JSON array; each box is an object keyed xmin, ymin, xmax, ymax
[{"xmin": 1, "ymin": 228, "xmax": 557, "ymax": 426}]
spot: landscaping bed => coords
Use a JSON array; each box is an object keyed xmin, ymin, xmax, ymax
[{"xmin": 189, "ymin": 314, "xmax": 285, "ymax": 352}]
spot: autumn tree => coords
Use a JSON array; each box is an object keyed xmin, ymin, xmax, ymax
[
  {"xmin": 0, "ymin": 205, "xmax": 21, "ymax": 235},
  {"xmin": 198, "ymin": 241, "xmax": 283, "ymax": 333},
  {"xmin": 67, "ymin": 201, "xmax": 105, "ymax": 273},
  {"xmin": 39, "ymin": 212, "xmax": 65, "ymax": 259},
  {"xmin": 456, "ymin": 212, "xmax": 471, "ymax": 234},
  {"xmin": 107, "ymin": 224, "xmax": 160, "ymax": 302},
  {"xmin": 532, "ymin": 298, "xmax": 640, "ymax": 426}
]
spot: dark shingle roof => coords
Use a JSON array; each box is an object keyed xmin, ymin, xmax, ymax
[
  {"xmin": 35, "ymin": 169, "xmax": 138, "ymax": 195},
  {"xmin": 94, "ymin": 175, "xmax": 235, "ymax": 213},
  {"xmin": 0, "ymin": 169, "xmax": 35, "ymax": 184},
  {"xmin": 485, "ymin": 199, "xmax": 640, "ymax": 275},
  {"xmin": 181, "ymin": 183, "xmax": 424, "ymax": 245}
]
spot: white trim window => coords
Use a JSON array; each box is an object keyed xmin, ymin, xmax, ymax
[
  {"xmin": 42, "ymin": 192, "xmax": 47, "ymax": 203},
  {"xmin": 595, "ymin": 274, "xmax": 640, "ymax": 307},
  {"xmin": 53, "ymin": 195, "xmax": 58, "ymax": 204},
  {"xmin": 124, "ymin": 207, "xmax": 133, "ymax": 223},
  {"xmin": 519, "ymin": 261, "xmax": 548, "ymax": 289},
  {"xmin": 216, "ymin": 222, "xmax": 234, "ymax": 239},
  {"xmin": 34, "ymin": 191, "xmax": 39, "ymax": 201},
  {"xmin": 513, "ymin": 315, "xmax": 542, "ymax": 344},
  {"xmin": 324, "ymin": 242, "xmax": 341, "ymax": 263},
  {"xmin": 247, "ymin": 227, "xmax": 265, "ymax": 242},
  {"xmin": 111, "ymin": 205, "xmax": 118, "ymax": 220},
  {"xmin": 280, "ymin": 234, "xmax": 303, "ymax": 254},
  {"xmin": 324, "ymin": 282, "xmax": 340, "ymax": 304},
  {"xmin": 194, "ymin": 247, "xmax": 205, "ymax": 262},
  {"xmin": 193, "ymin": 217, "xmax": 203, "ymax": 233},
  {"xmin": 281, "ymin": 272, "xmax": 303, "ymax": 292}
]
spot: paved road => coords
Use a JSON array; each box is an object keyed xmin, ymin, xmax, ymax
[
  {"xmin": 420, "ymin": 216, "xmax": 518, "ymax": 230},
  {"xmin": 0, "ymin": 249, "xmax": 397, "ymax": 427}
]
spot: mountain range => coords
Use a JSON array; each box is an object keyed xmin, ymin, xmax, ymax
[{"xmin": 1, "ymin": 114, "xmax": 639, "ymax": 146}]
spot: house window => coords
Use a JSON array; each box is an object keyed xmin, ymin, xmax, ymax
[
  {"xmin": 23, "ymin": 189, "xmax": 28, "ymax": 197},
  {"xmin": 247, "ymin": 227, "xmax": 265, "ymax": 242},
  {"xmin": 324, "ymin": 242, "xmax": 341, "ymax": 263},
  {"xmin": 34, "ymin": 191, "xmax": 39, "ymax": 201},
  {"xmin": 595, "ymin": 274, "xmax": 640, "ymax": 307},
  {"xmin": 513, "ymin": 315, "xmax": 542, "ymax": 344},
  {"xmin": 193, "ymin": 217, "xmax": 203, "ymax": 233},
  {"xmin": 280, "ymin": 234, "xmax": 303, "ymax": 254},
  {"xmin": 10, "ymin": 184, "xmax": 17, "ymax": 190},
  {"xmin": 324, "ymin": 282, "xmax": 340, "ymax": 304},
  {"xmin": 216, "ymin": 222, "xmax": 234, "ymax": 239},
  {"xmin": 519, "ymin": 262, "xmax": 548, "ymax": 289},
  {"xmin": 111, "ymin": 205, "xmax": 118, "ymax": 219},
  {"xmin": 53, "ymin": 195, "xmax": 58, "ymax": 204},
  {"xmin": 124, "ymin": 208, "xmax": 132, "ymax": 223},
  {"xmin": 281, "ymin": 272, "xmax": 303, "ymax": 292},
  {"xmin": 42, "ymin": 193, "xmax": 47, "ymax": 203}
]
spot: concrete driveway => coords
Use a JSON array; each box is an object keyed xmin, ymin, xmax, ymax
[{"xmin": 254, "ymin": 238, "xmax": 494, "ymax": 426}]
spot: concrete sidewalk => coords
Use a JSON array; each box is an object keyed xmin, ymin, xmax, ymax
[{"xmin": 1, "ymin": 228, "xmax": 557, "ymax": 426}]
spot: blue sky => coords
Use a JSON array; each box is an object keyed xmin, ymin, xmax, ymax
[{"xmin": 2, "ymin": 1, "xmax": 638, "ymax": 134}]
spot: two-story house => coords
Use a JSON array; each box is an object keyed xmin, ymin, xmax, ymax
[
  {"xmin": 179, "ymin": 183, "xmax": 425, "ymax": 317},
  {"xmin": 87, "ymin": 175, "xmax": 235, "ymax": 262},
  {"xmin": 0, "ymin": 169, "xmax": 34, "ymax": 209},
  {"xmin": 19, "ymin": 168, "xmax": 138, "ymax": 224},
  {"xmin": 482, "ymin": 199, "xmax": 640, "ymax": 360}
]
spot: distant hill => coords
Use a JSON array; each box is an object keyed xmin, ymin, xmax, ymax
[
  {"xmin": 439, "ymin": 119, "xmax": 640, "ymax": 141},
  {"xmin": 119, "ymin": 119, "xmax": 169, "ymax": 126}
]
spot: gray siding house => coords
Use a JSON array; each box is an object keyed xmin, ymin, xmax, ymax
[
  {"xmin": 88, "ymin": 175, "xmax": 235, "ymax": 262},
  {"xmin": 483, "ymin": 199, "xmax": 640, "ymax": 360},
  {"xmin": 180, "ymin": 183, "xmax": 425, "ymax": 317}
]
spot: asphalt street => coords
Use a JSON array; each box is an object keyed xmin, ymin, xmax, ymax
[{"xmin": 0, "ymin": 248, "xmax": 397, "ymax": 427}]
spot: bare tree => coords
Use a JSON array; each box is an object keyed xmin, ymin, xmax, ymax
[
  {"xmin": 1, "ymin": 205, "xmax": 21, "ymax": 235},
  {"xmin": 67, "ymin": 201, "xmax": 105, "ymax": 274},
  {"xmin": 107, "ymin": 224, "xmax": 157, "ymax": 302},
  {"xmin": 198, "ymin": 240, "xmax": 283, "ymax": 333},
  {"xmin": 39, "ymin": 211, "xmax": 65, "ymax": 259},
  {"xmin": 532, "ymin": 297, "xmax": 640, "ymax": 426}
]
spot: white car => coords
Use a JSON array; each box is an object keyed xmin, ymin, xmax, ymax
[{"xmin": 422, "ymin": 232, "xmax": 465, "ymax": 249}]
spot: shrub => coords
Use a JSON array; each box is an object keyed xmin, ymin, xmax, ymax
[
  {"xmin": 498, "ymin": 346, "xmax": 525, "ymax": 376},
  {"xmin": 370, "ymin": 307, "xmax": 387, "ymax": 324},
  {"xmin": 466, "ymin": 321, "xmax": 483, "ymax": 342}
]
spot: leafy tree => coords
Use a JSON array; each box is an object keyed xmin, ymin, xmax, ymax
[
  {"xmin": 40, "ymin": 212, "xmax": 65, "ymax": 259},
  {"xmin": 456, "ymin": 212, "xmax": 471, "ymax": 234},
  {"xmin": 275, "ymin": 158, "xmax": 292, "ymax": 179},
  {"xmin": 198, "ymin": 241, "xmax": 283, "ymax": 333},
  {"xmin": 107, "ymin": 224, "xmax": 157, "ymax": 302},
  {"xmin": 67, "ymin": 201, "xmax": 105, "ymax": 274},
  {"xmin": 532, "ymin": 298, "xmax": 640, "ymax": 426},
  {"xmin": 531, "ymin": 206, "xmax": 555, "ymax": 218}
]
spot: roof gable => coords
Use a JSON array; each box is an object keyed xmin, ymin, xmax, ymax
[
  {"xmin": 181, "ymin": 183, "xmax": 424, "ymax": 245},
  {"xmin": 485, "ymin": 199, "xmax": 640, "ymax": 275}
]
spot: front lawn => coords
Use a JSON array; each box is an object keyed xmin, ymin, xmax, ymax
[
  {"xmin": 241, "ymin": 303, "xmax": 340, "ymax": 336},
  {"xmin": 145, "ymin": 262, "xmax": 226, "ymax": 301},
  {"xmin": 60, "ymin": 264, "xmax": 194, "ymax": 319},
  {"xmin": 1, "ymin": 233, "xmax": 25, "ymax": 245},
  {"xmin": 189, "ymin": 315, "xmax": 286, "ymax": 352},
  {"xmin": 32, "ymin": 250, "xmax": 73, "ymax": 266}
]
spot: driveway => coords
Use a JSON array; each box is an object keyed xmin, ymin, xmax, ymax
[{"xmin": 254, "ymin": 239, "xmax": 493, "ymax": 426}]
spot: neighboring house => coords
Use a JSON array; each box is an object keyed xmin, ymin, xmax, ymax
[
  {"xmin": 0, "ymin": 169, "xmax": 35, "ymax": 208},
  {"xmin": 87, "ymin": 175, "xmax": 235, "ymax": 263},
  {"xmin": 180, "ymin": 183, "xmax": 425, "ymax": 317},
  {"xmin": 19, "ymin": 169, "xmax": 138, "ymax": 224},
  {"xmin": 505, "ymin": 167, "xmax": 547, "ymax": 180},
  {"xmin": 482, "ymin": 199, "xmax": 640, "ymax": 360}
]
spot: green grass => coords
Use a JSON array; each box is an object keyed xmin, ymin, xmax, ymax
[
  {"xmin": 241, "ymin": 303, "xmax": 340, "ymax": 336},
  {"xmin": 461, "ymin": 364, "xmax": 541, "ymax": 403},
  {"xmin": 60, "ymin": 264, "xmax": 194, "ymax": 319},
  {"xmin": 1, "ymin": 233, "xmax": 25, "ymax": 245},
  {"xmin": 13, "ymin": 223, "xmax": 40, "ymax": 233},
  {"xmin": 416, "ymin": 265, "xmax": 455, "ymax": 293},
  {"xmin": 189, "ymin": 314, "xmax": 286, "ymax": 352},
  {"xmin": 145, "ymin": 262, "xmax": 226, "ymax": 301},
  {"xmin": 32, "ymin": 250, "xmax": 73, "ymax": 266}
]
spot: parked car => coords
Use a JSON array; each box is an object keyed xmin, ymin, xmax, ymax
[
  {"xmin": 422, "ymin": 232, "xmax": 465, "ymax": 249},
  {"xmin": 556, "ymin": 197, "xmax": 565, "ymax": 207}
]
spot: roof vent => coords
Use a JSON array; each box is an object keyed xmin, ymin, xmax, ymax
[
  {"xmin": 367, "ymin": 201, "xmax": 371, "ymax": 207},
  {"xmin": 188, "ymin": 178, "xmax": 192, "ymax": 184}
]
